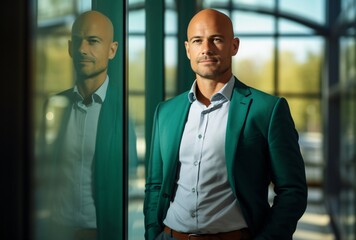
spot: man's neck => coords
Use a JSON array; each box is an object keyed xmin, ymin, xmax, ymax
[
  {"xmin": 76, "ymin": 75, "xmax": 106, "ymax": 99},
  {"xmin": 195, "ymin": 74, "xmax": 232, "ymax": 106}
]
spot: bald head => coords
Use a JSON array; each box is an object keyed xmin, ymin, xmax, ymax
[
  {"xmin": 187, "ymin": 9, "xmax": 235, "ymax": 41},
  {"xmin": 184, "ymin": 8, "xmax": 239, "ymax": 83},
  {"xmin": 69, "ymin": 10, "xmax": 118, "ymax": 87},
  {"xmin": 72, "ymin": 10, "xmax": 115, "ymax": 42}
]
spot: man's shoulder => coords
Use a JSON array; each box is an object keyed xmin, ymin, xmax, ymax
[
  {"xmin": 56, "ymin": 88, "xmax": 74, "ymax": 97},
  {"xmin": 160, "ymin": 91, "xmax": 189, "ymax": 107}
]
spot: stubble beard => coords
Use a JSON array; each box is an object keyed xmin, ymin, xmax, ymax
[{"xmin": 195, "ymin": 65, "xmax": 230, "ymax": 80}]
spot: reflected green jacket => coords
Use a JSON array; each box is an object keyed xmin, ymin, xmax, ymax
[
  {"xmin": 44, "ymin": 79, "xmax": 124, "ymax": 240},
  {"xmin": 144, "ymin": 78, "xmax": 307, "ymax": 240}
]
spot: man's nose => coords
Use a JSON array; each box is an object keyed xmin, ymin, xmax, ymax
[
  {"xmin": 78, "ymin": 40, "xmax": 88, "ymax": 54},
  {"xmin": 201, "ymin": 40, "xmax": 213, "ymax": 55}
]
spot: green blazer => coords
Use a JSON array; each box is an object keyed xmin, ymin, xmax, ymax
[{"xmin": 144, "ymin": 79, "xmax": 307, "ymax": 240}]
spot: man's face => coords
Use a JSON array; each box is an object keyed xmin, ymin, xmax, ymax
[
  {"xmin": 185, "ymin": 14, "xmax": 239, "ymax": 80},
  {"xmin": 69, "ymin": 16, "xmax": 117, "ymax": 81}
]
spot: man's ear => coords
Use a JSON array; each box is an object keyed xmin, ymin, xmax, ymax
[
  {"xmin": 232, "ymin": 37, "xmax": 240, "ymax": 56},
  {"xmin": 184, "ymin": 41, "xmax": 191, "ymax": 60},
  {"xmin": 109, "ymin": 41, "xmax": 119, "ymax": 60},
  {"xmin": 68, "ymin": 40, "xmax": 73, "ymax": 58}
]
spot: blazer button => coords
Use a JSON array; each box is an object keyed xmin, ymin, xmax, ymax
[{"xmin": 162, "ymin": 193, "xmax": 170, "ymax": 198}]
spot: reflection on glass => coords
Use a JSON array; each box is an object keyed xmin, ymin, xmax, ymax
[{"xmin": 35, "ymin": 9, "xmax": 130, "ymax": 240}]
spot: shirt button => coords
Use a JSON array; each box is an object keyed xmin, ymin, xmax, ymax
[
  {"xmin": 198, "ymin": 134, "xmax": 202, "ymax": 139},
  {"xmin": 191, "ymin": 212, "xmax": 196, "ymax": 218},
  {"xmin": 192, "ymin": 188, "xmax": 195, "ymax": 193},
  {"xmin": 194, "ymin": 161, "xmax": 198, "ymax": 166}
]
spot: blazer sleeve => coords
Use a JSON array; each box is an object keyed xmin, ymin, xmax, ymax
[
  {"xmin": 255, "ymin": 98, "xmax": 308, "ymax": 240},
  {"xmin": 143, "ymin": 103, "xmax": 164, "ymax": 240}
]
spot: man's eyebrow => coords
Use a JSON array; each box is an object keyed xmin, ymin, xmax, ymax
[
  {"xmin": 188, "ymin": 36, "xmax": 202, "ymax": 41},
  {"xmin": 72, "ymin": 35, "xmax": 103, "ymax": 40},
  {"xmin": 189, "ymin": 34, "xmax": 225, "ymax": 41},
  {"xmin": 87, "ymin": 36, "xmax": 103, "ymax": 40}
]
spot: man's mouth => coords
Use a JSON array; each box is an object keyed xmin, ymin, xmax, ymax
[{"xmin": 198, "ymin": 56, "xmax": 218, "ymax": 63}]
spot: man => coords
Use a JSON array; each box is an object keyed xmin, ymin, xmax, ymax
[
  {"xmin": 42, "ymin": 10, "xmax": 129, "ymax": 240},
  {"xmin": 144, "ymin": 9, "xmax": 307, "ymax": 240}
]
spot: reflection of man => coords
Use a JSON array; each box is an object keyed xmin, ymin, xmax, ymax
[
  {"xmin": 144, "ymin": 9, "xmax": 307, "ymax": 240},
  {"xmin": 43, "ymin": 10, "xmax": 128, "ymax": 240}
]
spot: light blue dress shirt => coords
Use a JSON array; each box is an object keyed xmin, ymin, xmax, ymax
[
  {"xmin": 53, "ymin": 77, "xmax": 109, "ymax": 228},
  {"xmin": 164, "ymin": 76, "xmax": 248, "ymax": 234}
]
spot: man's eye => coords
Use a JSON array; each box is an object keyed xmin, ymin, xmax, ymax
[
  {"xmin": 89, "ymin": 39, "xmax": 99, "ymax": 44},
  {"xmin": 192, "ymin": 39, "xmax": 201, "ymax": 44},
  {"xmin": 213, "ymin": 38, "xmax": 222, "ymax": 43}
]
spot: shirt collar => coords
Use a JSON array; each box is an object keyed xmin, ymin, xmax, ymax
[
  {"xmin": 188, "ymin": 75, "xmax": 235, "ymax": 103},
  {"xmin": 73, "ymin": 76, "xmax": 109, "ymax": 104}
]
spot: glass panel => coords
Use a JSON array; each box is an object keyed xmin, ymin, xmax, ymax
[
  {"xmin": 233, "ymin": 11, "xmax": 275, "ymax": 34},
  {"xmin": 340, "ymin": 35, "xmax": 356, "ymax": 85},
  {"xmin": 35, "ymin": 1, "xmax": 102, "ymax": 239},
  {"xmin": 285, "ymin": 98, "xmax": 323, "ymax": 186},
  {"xmin": 233, "ymin": 0, "xmax": 275, "ymax": 8},
  {"xmin": 166, "ymin": 0, "xmax": 175, "ymax": 7},
  {"xmin": 279, "ymin": 37, "xmax": 323, "ymax": 94},
  {"xmin": 128, "ymin": 9, "xmax": 145, "ymax": 33},
  {"xmin": 165, "ymin": 9, "xmax": 177, "ymax": 34},
  {"xmin": 279, "ymin": 18, "xmax": 314, "ymax": 34},
  {"xmin": 339, "ymin": 25, "xmax": 356, "ymax": 239},
  {"xmin": 341, "ymin": 0, "xmax": 356, "ymax": 22},
  {"xmin": 128, "ymin": 3, "xmax": 146, "ymax": 240},
  {"xmin": 129, "ymin": 0, "xmax": 145, "ymax": 4},
  {"xmin": 284, "ymin": 98, "xmax": 322, "ymax": 133},
  {"xmin": 280, "ymin": 0, "xmax": 325, "ymax": 24},
  {"xmin": 38, "ymin": 0, "xmax": 74, "ymax": 20},
  {"xmin": 202, "ymin": 0, "xmax": 229, "ymax": 7},
  {"xmin": 340, "ymin": 84, "xmax": 356, "ymax": 240},
  {"xmin": 234, "ymin": 37, "xmax": 274, "ymax": 93},
  {"xmin": 165, "ymin": 37, "xmax": 177, "ymax": 99}
]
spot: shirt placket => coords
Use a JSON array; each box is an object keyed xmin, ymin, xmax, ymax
[
  {"xmin": 77, "ymin": 102, "xmax": 88, "ymax": 222},
  {"xmin": 192, "ymin": 106, "xmax": 210, "ymax": 228}
]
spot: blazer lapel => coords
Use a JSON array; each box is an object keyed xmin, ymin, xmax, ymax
[
  {"xmin": 225, "ymin": 80, "xmax": 252, "ymax": 192},
  {"xmin": 161, "ymin": 94, "xmax": 191, "ymax": 174}
]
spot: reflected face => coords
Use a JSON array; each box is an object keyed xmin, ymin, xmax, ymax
[
  {"xmin": 69, "ymin": 12, "xmax": 117, "ymax": 81},
  {"xmin": 185, "ymin": 9, "xmax": 239, "ymax": 81}
]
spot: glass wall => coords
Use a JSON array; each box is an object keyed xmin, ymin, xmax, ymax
[
  {"xmin": 34, "ymin": 1, "xmax": 91, "ymax": 239},
  {"xmin": 334, "ymin": 1, "xmax": 356, "ymax": 237},
  {"xmin": 127, "ymin": 1, "xmax": 145, "ymax": 239},
  {"xmin": 33, "ymin": 0, "xmax": 127, "ymax": 239},
  {"xmin": 30, "ymin": 0, "xmax": 356, "ymax": 239}
]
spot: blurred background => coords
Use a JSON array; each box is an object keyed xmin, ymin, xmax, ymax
[{"xmin": 1, "ymin": 0, "xmax": 355, "ymax": 239}]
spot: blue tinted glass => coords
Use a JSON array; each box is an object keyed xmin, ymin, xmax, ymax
[
  {"xmin": 129, "ymin": 9, "xmax": 145, "ymax": 33},
  {"xmin": 165, "ymin": 10, "xmax": 177, "ymax": 34},
  {"xmin": 233, "ymin": 11, "xmax": 274, "ymax": 34},
  {"xmin": 233, "ymin": 0, "xmax": 274, "ymax": 9},
  {"xmin": 279, "ymin": 18, "xmax": 314, "ymax": 34},
  {"xmin": 280, "ymin": 0, "xmax": 325, "ymax": 24}
]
